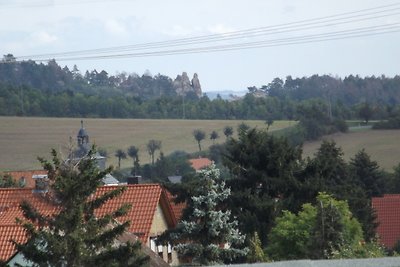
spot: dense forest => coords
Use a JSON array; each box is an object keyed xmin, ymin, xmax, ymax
[{"xmin": 0, "ymin": 55, "xmax": 400, "ymax": 121}]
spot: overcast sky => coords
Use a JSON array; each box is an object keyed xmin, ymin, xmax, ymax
[{"xmin": 1, "ymin": 0, "xmax": 399, "ymax": 92}]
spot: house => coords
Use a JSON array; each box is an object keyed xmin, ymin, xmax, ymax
[
  {"xmin": 188, "ymin": 157, "xmax": 213, "ymax": 172},
  {"xmin": 372, "ymin": 194, "xmax": 400, "ymax": 248},
  {"xmin": 0, "ymin": 184, "xmax": 182, "ymax": 266}
]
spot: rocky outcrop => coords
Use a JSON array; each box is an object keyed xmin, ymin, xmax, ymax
[
  {"xmin": 173, "ymin": 72, "xmax": 202, "ymax": 97},
  {"xmin": 191, "ymin": 73, "xmax": 202, "ymax": 97}
]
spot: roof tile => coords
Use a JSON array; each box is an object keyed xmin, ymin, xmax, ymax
[
  {"xmin": 372, "ymin": 194, "xmax": 400, "ymax": 248},
  {"xmin": 189, "ymin": 158, "xmax": 212, "ymax": 171}
]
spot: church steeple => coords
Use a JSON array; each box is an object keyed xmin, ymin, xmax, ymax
[{"xmin": 77, "ymin": 120, "xmax": 89, "ymax": 146}]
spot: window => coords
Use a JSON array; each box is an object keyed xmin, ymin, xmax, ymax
[
  {"xmin": 150, "ymin": 237, "xmax": 157, "ymax": 252},
  {"xmin": 167, "ymin": 243, "xmax": 173, "ymax": 263}
]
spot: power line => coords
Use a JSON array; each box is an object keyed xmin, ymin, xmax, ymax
[
  {"xmin": 2, "ymin": 3, "xmax": 399, "ymax": 63},
  {"xmin": 21, "ymin": 23, "xmax": 399, "ymax": 62},
  {"xmin": 16, "ymin": 2, "xmax": 400, "ymax": 60}
]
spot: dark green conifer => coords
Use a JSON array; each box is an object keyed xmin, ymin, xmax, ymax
[{"xmin": 14, "ymin": 148, "xmax": 149, "ymax": 267}]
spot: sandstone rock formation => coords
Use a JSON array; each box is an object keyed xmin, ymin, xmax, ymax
[{"xmin": 173, "ymin": 72, "xmax": 202, "ymax": 97}]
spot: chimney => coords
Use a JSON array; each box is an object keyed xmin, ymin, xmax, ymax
[
  {"xmin": 32, "ymin": 174, "xmax": 49, "ymax": 193},
  {"xmin": 127, "ymin": 176, "xmax": 141, "ymax": 185}
]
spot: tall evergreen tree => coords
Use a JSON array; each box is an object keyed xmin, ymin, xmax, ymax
[
  {"xmin": 303, "ymin": 140, "xmax": 351, "ymax": 200},
  {"xmin": 223, "ymin": 128, "xmax": 303, "ymax": 245},
  {"xmin": 14, "ymin": 148, "xmax": 148, "ymax": 267},
  {"xmin": 348, "ymin": 149, "xmax": 383, "ymax": 241},
  {"xmin": 170, "ymin": 165, "xmax": 247, "ymax": 265}
]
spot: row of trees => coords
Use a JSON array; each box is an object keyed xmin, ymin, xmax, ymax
[
  {"xmin": 1, "ymin": 58, "xmax": 400, "ymax": 123},
  {"xmin": 114, "ymin": 140, "xmax": 162, "ymax": 171},
  {"xmin": 2, "ymin": 81, "xmax": 398, "ymax": 122},
  {"xmin": 3, "ymin": 58, "xmax": 400, "ymax": 106}
]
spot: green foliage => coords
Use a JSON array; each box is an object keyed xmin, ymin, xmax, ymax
[
  {"xmin": 330, "ymin": 239, "xmax": 387, "ymax": 259},
  {"xmin": 267, "ymin": 204, "xmax": 316, "ymax": 260},
  {"xmin": 192, "ymin": 129, "xmax": 206, "ymax": 152},
  {"xmin": 0, "ymin": 174, "xmax": 19, "ymax": 188},
  {"xmin": 294, "ymin": 99, "xmax": 348, "ymax": 142},
  {"xmin": 14, "ymin": 148, "xmax": 148, "ymax": 267},
  {"xmin": 358, "ymin": 102, "xmax": 374, "ymax": 124},
  {"xmin": 127, "ymin": 146, "xmax": 140, "ymax": 175},
  {"xmin": 348, "ymin": 150, "xmax": 383, "ymax": 240},
  {"xmin": 141, "ymin": 150, "xmax": 194, "ymax": 182},
  {"xmin": 247, "ymin": 232, "xmax": 269, "ymax": 263},
  {"xmin": 170, "ymin": 165, "xmax": 247, "ymax": 265},
  {"xmin": 266, "ymin": 193, "xmax": 363, "ymax": 260},
  {"xmin": 1, "ymin": 61, "xmax": 400, "ymax": 121},
  {"xmin": 311, "ymin": 193, "xmax": 363, "ymax": 258},
  {"xmin": 237, "ymin": 122, "xmax": 250, "ymax": 134},
  {"xmin": 390, "ymin": 163, "xmax": 400, "ymax": 193},
  {"xmin": 223, "ymin": 126, "xmax": 233, "ymax": 139},
  {"xmin": 373, "ymin": 110, "xmax": 400, "ymax": 129},
  {"xmin": 114, "ymin": 149, "xmax": 127, "ymax": 169},
  {"xmin": 223, "ymin": 128, "xmax": 303, "ymax": 245},
  {"xmin": 303, "ymin": 140, "xmax": 350, "ymax": 200},
  {"xmin": 210, "ymin": 130, "xmax": 219, "ymax": 144},
  {"xmin": 146, "ymin": 139, "xmax": 161, "ymax": 165}
]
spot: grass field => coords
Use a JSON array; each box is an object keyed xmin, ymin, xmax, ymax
[
  {"xmin": 302, "ymin": 129, "xmax": 400, "ymax": 171},
  {"xmin": 0, "ymin": 116, "xmax": 292, "ymax": 171},
  {"xmin": 2, "ymin": 117, "xmax": 398, "ymax": 172}
]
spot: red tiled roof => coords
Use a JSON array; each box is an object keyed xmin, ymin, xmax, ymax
[
  {"xmin": 0, "ymin": 184, "xmax": 177, "ymax": 261},
  {"xmin": 5, "ymin": 170, "xmax": 47, "ymax": 188},
  {"xmin": 0, "ymin": 225, "xmax": 27, "ymax": 261},
  {"xmin": 189, "ymin": 158, "xmax": 213, "ymax": 171},
  {"xmin": 165, "ymin": 190, "xmax": 186, "ymax": 222},
  {"xmin": 94, "ymin": 184, "xmax": 175, "ymax": 242},
  {"xmin": 372, "ymin": 194, "xmax": 400, "ymax": 248},
  {"xmin": 0, "ymin": 188, "xmax": 57, "ymax": 217}
]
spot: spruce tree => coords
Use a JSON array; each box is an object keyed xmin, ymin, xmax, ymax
[
  {"xmin": 348, "ymin": 149, "xmax": 383, "ymax": 241},
  {"xmin": 14, "ymin": 148, "xmax": 148, "ymax": 267},
  {"xmin": 223, "ymin": 128, "xmax": 303, "ymax": 245},
  {"xmin": 170, "ymin": 165, "xmax": 247, "ymax": 265}
]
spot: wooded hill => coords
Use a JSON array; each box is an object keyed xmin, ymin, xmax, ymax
[{"xmin": 0, "ymin": 56, "xmax": 399, "ymax": 120}]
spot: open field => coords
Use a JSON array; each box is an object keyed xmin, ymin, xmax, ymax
[
  {"xmin": 0, "ymin": 117, "xmax": 292, "ymax": 171},
  {"xmin": 2, "ymin": 117, "xmax": 398, "ymax": 172},
  {"xmin": 302, "ymin": 129, "xmax": 400, "ymax": 171}
]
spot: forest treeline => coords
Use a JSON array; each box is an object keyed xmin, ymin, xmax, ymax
[{"xmin": 1, "ymin": 57, "xmax": 400, "ymax": 121}]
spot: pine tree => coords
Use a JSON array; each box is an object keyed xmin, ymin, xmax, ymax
[
  {"xmin": 171, "ymin": 165, "xmax": 247, "ymax": 265},
  {"xmin": 14, "ymin": 148, "xmax": 148, "ymax": 267}
]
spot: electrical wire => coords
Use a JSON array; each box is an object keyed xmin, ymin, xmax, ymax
[
  {"xmin": 16, "ymin": 2, "xmax": 400, "ymax": 60},
  {"xmin": 21, "ymin": 23, "xmax": 399, "ymax": 62},
  {"xmin": 2, "ymin": 3, "xmax": 399, "ymax": 63}
]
